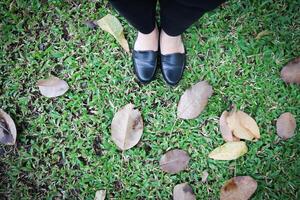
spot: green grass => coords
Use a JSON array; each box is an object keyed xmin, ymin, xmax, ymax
[{"xmin": 0, "ymin": 0, "xmax": 299, "ymax": 199}]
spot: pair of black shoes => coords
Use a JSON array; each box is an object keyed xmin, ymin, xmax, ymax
[{"xmin": 132, "ymin": 44, "xmax": 185, "ymax": 86}]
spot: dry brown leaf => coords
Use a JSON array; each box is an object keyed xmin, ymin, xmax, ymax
[
  {"xmin": 111, "ymin": 103, "xmax": 143, "ymax": 150},
  {"xmin": 0, "ymin": 109, "xmax": 17, "ymax": 145},
  {"xmin": 177, "ymin": 81, "xmax": 213, "ymax": 119},
  {"xmin": 173, "ymin": 183, "xmax": 196, "ymax": 200},
  {"xmin": 281, "ymin": 57, "xmax": 300, "ymax": 84},
  {"xmin": 160, "ymin": 149, "xmax": 190, "ymax": 174},
  {"xmin": 208, "ymin": 141, "xmax": 248, "ymax": 160},
  {"xmin": 226, "ymin": 106, "xmax": 260, "ymax": 141},
  {"xmin": 276, "ymin": 112, "xmax": 296, "ymax": 139},
  {"xmin": 220, "ymin": 176, "xmax": 257, "ymax": 200},
  {"xmin": 96, "ymin": 14, "xmax": 130, "ymax": 53},
  {"xmin": 94, "ymin": 190, "xmax": 106, "ymax": 200},
  {"xmin": 37, "ymin": 76, "xmax": 69, "ymax": 98},
  {"xmin": 219, "ymin": 111, "xmax": 239, "ymax": 142}
]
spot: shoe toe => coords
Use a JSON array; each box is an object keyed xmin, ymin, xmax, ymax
[
  {"xmin": 161, "ymin": 53, "xmax": 186, "ymax": 86},
  {"xmin": 133, "ymin": 50, "xmax": 158, "ymax": 83}
]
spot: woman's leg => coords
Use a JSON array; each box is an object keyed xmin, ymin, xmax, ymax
[
  {"xmin": 160, "ymin": 0, "xmax": 226, "ymax": 36},
  {"xmin": 109, "ymin": 0, "xmax": 159, "ymax": 83},
  {"xmin": 109, "ymin": 0, "xmax": 157, "ymax": 34},
  {"xmin": 109, "ymin": 0, "xmax": 159, "ymax": 51},
  {"xmin": 158, "ymin": 0, "xmax": 225, "ymax": 85},
  {"xmin": 159, "ymin": 0, "xmax": 225, "ymax": 54}
]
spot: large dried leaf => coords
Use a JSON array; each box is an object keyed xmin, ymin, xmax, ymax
[
  {"xmin": 94, "ymin": 190, "xmax": 106, "ymax": 200},
  {"xmin": 37, "ymin": 76, "xmax": 69, "ymax": 98},
  {"xmin": 281, "ymin": 57, "xmax": 300, "ymax": 84},
  {"xmin": 226, "ymin": 107, "xmax": 260, "ymax": 141},
  {"xmin": 209, "ymin": 141, "xmax": 248, "ymax": 160},
  {"xmin": 0, "ymin": 109, "xmax": 17, "ymax": 145},
  {"xmin": 173, "ymin": 183, "xmax": 196, "ymax": 200},
  {"xmin": 160, "ymin": 149, "xmax": 190, "ymax": 174},
  {"xmin": 220, "ymin": 176, "xmax": 257, "ymax": 200},
  {"xmin": 111, "ymin": 103, "xmax": 143, "ymax": 150},
  {"xmin": 96, "ymin": 14, "xmax": 130, "ymax": 52},
  {"xmin": 276, "ymin": 112, "xmax": 296, "ymax": 139},
  {"xmin": 177, "ymin": 81, "xmax": 213, "ymax": 119},
  {"xmin": 219, "ymin": 111, "xmax": 239, "ymax": 142}
]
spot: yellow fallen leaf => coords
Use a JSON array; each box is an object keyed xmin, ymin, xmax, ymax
[
  {"xmin": 209, "ymin": 141, "xmax": 248, "ymax": 160},
  {"xmin": 96, "ymin": 14, "xmax": 130, "ymax": 53}
]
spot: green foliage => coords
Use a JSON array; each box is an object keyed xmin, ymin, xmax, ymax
[{"xmin": 0, "ymin": 0, "xmax": 299, "ymax": 199}]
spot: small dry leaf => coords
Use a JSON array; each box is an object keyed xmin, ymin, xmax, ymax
[
  {"xmin": 220, "ymin": 176, "xmax": 257, "ymax": 200},
  {"xmin": 96, "ymin": 14, "xmax": 130, "ymax": 52},
  {"xmin": 177, "ymin": 81, "xmax": 213, "ymax": 119},
  {"xmin": 173, "ymin": 183, "xmax": 196, "ymax": 200},
  {"xmin": 0, "ymin": 109, "xmax": 17, "ymax": 145},
  {"xmin": 276, "ymin": 112, "xmax": 296, "ymax": 139},
  {"xmin": 111, "ymin": 103, "xmax": 143, "ymax": 150},
  {"xmin": 255, "ymin": 30, "xmax": 272, "ymax": 39},
  {"xmin": 280, "ymin": 57, "xmax": 300, "ymax": 84},
  {"xmin": 37, "ymin": 76, "xmax": 69, "ymax": 98},
  {"xmin": 209, "ymin": 141, "xmax": 248, "ymax": 160},
  {"xmin": 219, "ymin": 111, "xmax": 239, "ymax": 142},
  {"xmin": 226, "ymin": 106, "xmax": 260, "ymax": 141},
  {"xmin": 94, "ymin": 190, "xmax": 106, "ymax": 200},
  {"xmin": 201, "ymin": 170, "xmax": 209, "ymax": 183},
  {"xmin": 160, "ymin": 149, "xmax": 190, "ymax": 174}
]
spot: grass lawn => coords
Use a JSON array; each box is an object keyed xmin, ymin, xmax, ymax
[{"xmin": 1, "ymin": 0, "xmax": 299, "ymax": 199}]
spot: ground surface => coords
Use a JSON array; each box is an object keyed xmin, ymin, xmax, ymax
[{"xmin": 0, "ymin": 0, "xmax": 299, "ymax": 199}]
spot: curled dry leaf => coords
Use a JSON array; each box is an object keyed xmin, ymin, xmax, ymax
[
  {"xmin": 219, "ymin": 111, "xmax": 239, "ymax": 142},
  {"xmin": 37, "ymin": 76, "xmax": 69, "ymax": 98},
  {"xmin": 111, "ymin": 103, "xmax": 143, "ymax": 150},
  {"xmin": 220, "ymin": 176, "xmax": 257, "ymax": 200},
  {"xmin": 173, "ymin": 183, "xmax": 196, "ymax": 200},
  {"xmin": 226, "ymin": 106, "xmax": 260, "ymax": 141},
  {"xmin": 160, "ymin": 149, "xmax": 190, "ymax": 174},
  {"xmin": 94, "ymin": 190, "xmax": 106, "ymax": 200},
  {"xmin": 276, "ymin": 112, "xmax": 296, "ymax": 139},
  {"xmin": 208, "ymin": 141, "xmax": 248, "ymax": 160},
  {"xmin": 177, "ymin": 81, "xmax": 213, "ymax": 119},
  {"xmin": 96, "ymin": 14, "xmax": 130, "ymax": 53},
  {"xmin": 280, "ymin": 57, "xmax": 300, "ymax": 84},
  {"xmin": 0, "ymin": 109, "xmax": 17, "ymax": 145}
]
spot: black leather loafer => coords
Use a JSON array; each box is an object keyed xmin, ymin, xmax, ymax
[
  {"xmin": 132, "ymin": 50, "xmax": 158, "ymax": 84},
  {"xmin": 161, "ymin": 53, "xmax": 186, "ymax": 86}
]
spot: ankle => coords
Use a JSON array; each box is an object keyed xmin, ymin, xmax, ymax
[
  {"xmin": 134, "ymin": 26, "xmax": 159, "ymax": 51},
  {"xmin": 160, "ymin": 29, "xmax": 184, "ymax": 55}
]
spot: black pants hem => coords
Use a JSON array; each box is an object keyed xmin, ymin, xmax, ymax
[{"xmin": 109, "ymin": 0, "xmax": 225, "ymax": 36}]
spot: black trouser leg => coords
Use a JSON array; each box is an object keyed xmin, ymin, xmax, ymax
[
  {"xmin": 160, "ymin": 0, "xmax": 226, "ymax": 36},
  {"xmin": 109, "ymin": 0, "xmax": 157, "ymax": 34}
]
